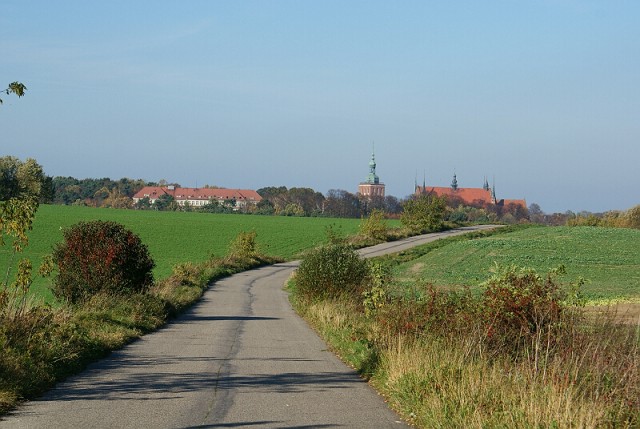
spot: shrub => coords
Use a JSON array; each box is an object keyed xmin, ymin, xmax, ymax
[
  {"xmin": 481, "ymin": 265, "xmax": 570, "ymax": 355},
  {"xmin": 295, "ymin": 243, "xmax": 369, "ymax": 302},
  {"xmin": 359, "ymin": 209, "xmax": 388, "ymax": 242},
  {"xmin": 52, "ymin": 221, "xmax": 155, "ymax": 304},
  {"xmin": 400, "ymin": 195, "xmax": 447, "ymax": 234},
  {"xmin": 362, "ymin": 261, "xmax": 390, "ymax": 317},
  {"xmin": 227, "ymin": 230, "xmax": 258, "ymax": 260}
]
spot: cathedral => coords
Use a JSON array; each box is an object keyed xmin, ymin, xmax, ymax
[{"xmin": 415, "ymin": 174, "xmax": 526, "ymax": 209}]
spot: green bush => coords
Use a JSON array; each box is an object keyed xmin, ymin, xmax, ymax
[
  {"xmin": 400, "ymin": 194, "xmax": 447, "ymax": 233},
  {"xmin": 227, "ymin": 230, "xmax": 258, "ymax": 260},
  {"xmin": 359, "ymin": 209, "xmax": 388, "ymax": 241},
  {"xmin": 52, "ymin": 221, "xmax": 155, "ymax": 304},
  {"xmin": 295, "ymin": 243, "xmax": 369, "ymax": 302}
]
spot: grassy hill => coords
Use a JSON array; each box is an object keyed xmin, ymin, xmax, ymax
[
  {"xmin": 392, "ymin": 225, "xmax": 640, "ymax": 301},
  {"xmin": 1, "ymin": 204, "xmax": 367, "ymax": 302}
]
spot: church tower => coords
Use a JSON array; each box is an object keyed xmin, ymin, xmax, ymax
[{"xmin": 358, "ymin": 148, "xmax": 385, "ymax": 198}]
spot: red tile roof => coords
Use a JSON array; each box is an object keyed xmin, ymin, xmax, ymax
[
  {"xmin": 416, "ymin": 186, "xmax": 527, "ymax": 209},
  {"xmin": 133, "ymin": 186, "xmax": 262, "ymax": 202},
  {"xmin": 502, "ymin": 199, "xmax": 527, "ymax": 209},
  {"xmin": 417, "ymin": 186, "xmax": 493, "ymax": 205},
  {"xmin": 132, "ymin": 186, "xmax": 172, "ymax": 200}
]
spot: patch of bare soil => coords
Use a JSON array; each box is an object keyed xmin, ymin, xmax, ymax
[
  {"xmin": 410, "ymin": 262, "xmax": 424, "ymax": 274},
  {"xmin": 584, "ymin": 303, "xmax": 640, "ymax": 325}
]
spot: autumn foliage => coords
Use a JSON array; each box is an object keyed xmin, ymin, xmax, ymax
[{"xmin": 52, "ymin": 221, "xmax": 155, "ymax": 303}]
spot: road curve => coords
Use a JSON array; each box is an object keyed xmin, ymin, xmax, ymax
[{"xmin": 2, "ymin": 225, "xmax": 500, "ymax": 428}]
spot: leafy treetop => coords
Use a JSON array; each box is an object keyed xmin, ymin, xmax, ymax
[{"xmin": 1, "ymin": 82, "xmax": 27, "ymax": 104}]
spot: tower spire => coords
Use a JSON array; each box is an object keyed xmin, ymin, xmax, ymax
[
  {"xmin": 365, "ymin": 144, "xmax": 379, "ymax": 184},
  {"xmin": 491, "ymin": 176, "xmax": 497, "ymax": 203}
]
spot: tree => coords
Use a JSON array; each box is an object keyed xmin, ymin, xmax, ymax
[
  {"xmin": 1, "ymin": 82, "xmax": 26, "ymax": 105},
  {"xmin": 0, "ymin": 156, "xmax": 45, "ymax": 202},
  {"xmin": 528, "ymin": 203, "xmax": 544, "ymax": 223},
  {"xmin": 323, "ymin": 189, "xmax": 362, "ymax": 218},
  {"xmin": 153, "ymin": 194, "xmax": 175, "ymax": 210},
  {"xmin": 94, "ymin": 187, "xmax": 133, "ymax": 209},
  {"xmin": 1, "ymin": 156, "xmax": 51, "ymax": 319},
  {"xmin": 135, "ymin": 196, "xmax": 152, "ymax": 210},
  {"xmin": 400, "ymin": 194, "xmax": 447, "ymax": 233},
  {"xmin": 384, "ymin": 195, "xmax": 403, "ymax": 215},
  {"xmin": 622, "ymin": 205, "xmax": 640, "ymax": 229},
  {"xmin": 257, "ymin": 186, "xmax": 325, "ymax": 216}
]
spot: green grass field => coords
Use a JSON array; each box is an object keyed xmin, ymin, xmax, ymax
[
  {"xmin": 1, "ymin": 204, "xmax": 365, "ymax": 302},
  {"xmin": 392, "ymin": 225, "xmax": 640, "ymax": 301}
]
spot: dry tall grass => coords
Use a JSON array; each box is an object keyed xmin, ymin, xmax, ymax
[{"xmin": 293, "ymin": 271, "xmax": 640, "ymax": 428}]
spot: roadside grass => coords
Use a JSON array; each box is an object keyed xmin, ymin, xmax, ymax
[
  {"xmin": 391, "ymin": 225, "xmax": 640, "ymax": 301},
  {"xmin": 289, "ymin": 227, "xmax": 640, "ymax": 428},
  {"xmin": 0, "ymin": 204, "xmax": 368, "ymax": 303}
]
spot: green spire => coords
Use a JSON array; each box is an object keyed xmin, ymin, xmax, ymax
[
  {"xmin": 451, "ymin": 173, "xmax": 458, "ymax": 191},
  {"xmin": 365, "ymin": 148, "xmax": 379, "ymax": 184}
]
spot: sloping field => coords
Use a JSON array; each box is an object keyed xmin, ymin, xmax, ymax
[
  {"xmin": 1, "ymin": 204, "xmax": 364, "ymax": 302},
  {"xmin": 393, "ymin": 226, "xmax": 640, "ymax": 300}
]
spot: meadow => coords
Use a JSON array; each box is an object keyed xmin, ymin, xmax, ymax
[
  {"xmin": 1, "ymin": 204, "xmax": 366, "ymax": 302},
  {"xmin": 391, "ymin": 225, "xmax": 640, "ymax": 301}
]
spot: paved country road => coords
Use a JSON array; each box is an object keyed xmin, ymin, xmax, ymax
[{"xmin": 2, "ymin": 226, "xmax": 500, "ymax": 429}]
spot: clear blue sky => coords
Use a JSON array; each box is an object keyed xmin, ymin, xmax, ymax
[{"xmin": 3, "ymin": 1, "xmax": 639, "ymax": 213}]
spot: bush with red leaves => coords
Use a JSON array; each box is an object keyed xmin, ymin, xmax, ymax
[{"xmin": 52, "ymin": 221, "xmax": 155, "ymax": 304}]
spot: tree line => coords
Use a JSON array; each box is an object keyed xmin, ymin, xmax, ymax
[
  {"xmin": 5, "ymin": 156, "xmax": 640, "ymax": 229},
  {"xmin": 6, "ymin": 170, "xmax": 529, "ymax": 222},
  {"xmin": 33, "ymin": 176, "xmax": 405, "ymax": 219}
]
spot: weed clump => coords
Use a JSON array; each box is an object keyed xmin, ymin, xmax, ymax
[{"xmin": 52, "ymin": 220, "xmax": 155, "ymax": 304}]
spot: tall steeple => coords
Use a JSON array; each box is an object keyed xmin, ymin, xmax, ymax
[
  {"xmin": 365, "ymin": 145, "xmax": 379, "ymax": 184},
  {"xmin": 358, "ymin": 143, "xmax": 385, "ymax": 198},
  {"xmin": 491, "ymin": 177, "xmax": 497, "ymax": 203}
]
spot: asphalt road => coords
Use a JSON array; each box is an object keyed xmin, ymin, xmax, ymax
[{"xmin": 2, "ymin": 225, "xmax": 499, "ymax": 429}]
